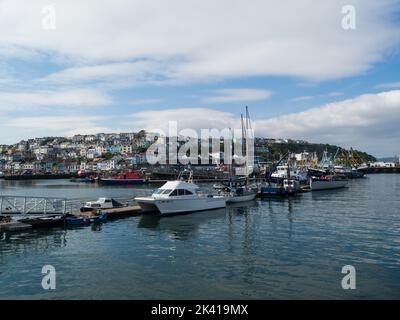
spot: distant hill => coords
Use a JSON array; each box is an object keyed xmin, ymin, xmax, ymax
[
  {"xmin": 256, "ymin": 140, "xmax": 376, "ymax": 162},
  {"xmin": 378, "ymin": 157, "xmax": 397, "ymax": 162}
]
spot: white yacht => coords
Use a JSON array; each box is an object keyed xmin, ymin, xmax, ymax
[{"xmin": 135, "ymin": 180, "xmax": 226, "ymax": 215}]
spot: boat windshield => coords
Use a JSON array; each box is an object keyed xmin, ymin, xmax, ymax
[{"xmin": 168, "ymin": 189, "xmax": 193, "ymax": 197}]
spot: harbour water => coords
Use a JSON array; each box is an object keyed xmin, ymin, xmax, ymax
[{"xmin": 0, "ymin": 174, "xmax": 399, "ymax": 299}]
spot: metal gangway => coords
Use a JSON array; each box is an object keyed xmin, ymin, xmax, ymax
[
  {"xmin": 0, "ymin": 195, "xmax": 138, "ymax": 217},
  {"xmin": 0, "ymin": 195, "xmax": 68, "ymax": 216}
]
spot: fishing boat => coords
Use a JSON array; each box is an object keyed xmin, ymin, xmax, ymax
[
  {"xmin": 260, "ymin": 179, "xmax": 300, "ymax": 196},
  {"xmin": 271, "ymin": 165, "xmax": 308, "ymax": 182},
  {"xmin": 310, "ymin": 175, "xmax": 348, "ymax": 191},
  {"xmin": 98, "ymin": 171, "xmax": 147, "ymax": 185},
  {"xmin": 261, "ymin": 150, "xmax": 301, "ymax": 196},
  {"xmin": 134, "ymin": 172, "xmax": 226, "ymax": 216},
  {"xmin": 64, "ymin": 212, "xmax": 108, "ymax": 227}
]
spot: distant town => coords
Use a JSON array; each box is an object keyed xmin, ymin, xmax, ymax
[{"xmin": 0, "ymin": 131, "xmax": 398, "ymax": 176}]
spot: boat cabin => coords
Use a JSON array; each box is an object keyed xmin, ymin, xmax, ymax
[
  {"xmin": 152, "ymin": 181, "xmax": 199, "ymax": 198},
  {"xmin": 81, "ymin": 197, "xmax": 122, "ymax": 212}
]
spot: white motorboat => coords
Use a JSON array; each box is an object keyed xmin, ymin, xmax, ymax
[
  {"xmin": 80, "ymin": 197, "xmax": 123, "ymax": 212},
  {"xmin": 135, "ymin": 180, "xmax": 226, "ymax": 215},
  {"xmin": 310, "ymin": 175, "xmax": 348, "ymax": 191}
]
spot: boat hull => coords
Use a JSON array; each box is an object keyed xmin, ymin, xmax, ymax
[
  {"xmin": 351, "ymin": 170, "xmax": 365, "ymax": 179},
  {"xmin": 310, "ymin": 179, "xmax": 348, "ymax": 191},
  {"xmin": 260, "ymin": 186, "xmax": 294, "ymax": 196},
  {"xmin": 65, "ymin": 213, "xmax": 108, "ymax": 227},
  {"xmin": 226, "ymin": 192, "xmax": 257, "ymax": 203},
  {"xmin": 135, "ymin": 197, "xmax": 226, "ymax": 215},
  {"xmin": 99, "ymin": 178, "xmax": 146, "ymax": 185}
]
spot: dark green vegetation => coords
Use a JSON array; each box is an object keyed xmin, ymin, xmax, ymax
[{"xmin": 254, "ymin": 139, "xmax": 376, "ymax": 163}]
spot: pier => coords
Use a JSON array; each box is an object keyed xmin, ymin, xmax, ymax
[
  {"xmin": 362, "ymin": 166, "xmax": 400, "ymax": 174},
  {"xmin": 0, "ymin": 194, "xmax": 143, "ymax": 232}
]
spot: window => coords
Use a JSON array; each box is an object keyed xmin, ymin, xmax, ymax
[
  {"xmin": 169, "ymin": 190, "xmax": 178, "ymax": 197},
  {"xmin": 105, "ymin": 199, "xmax": 111, "ymax": 203},
  {"xmin": 161, "ymin": 189, "xmax": 172, "ymax": 194},
  {"xmin": 184, "ymin": 190, "xmax": 193, "ymax": 195},
  {"xmin": 178, "ymin": 189, "xmax": 185, "ymax": 196}
]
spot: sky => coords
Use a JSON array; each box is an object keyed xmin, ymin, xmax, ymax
[{"xmin": 0, "ymin": 0, "xmax": 400, "ymax": 157}]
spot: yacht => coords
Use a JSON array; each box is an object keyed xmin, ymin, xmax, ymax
[{"xmin": 135, "ymin": 180, "xmax": 226, "ymax": 215}]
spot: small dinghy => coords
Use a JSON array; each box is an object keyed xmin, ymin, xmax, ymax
[{"xmin": 65, "ymin": 212, "xmax": 108, "ymax": 227}]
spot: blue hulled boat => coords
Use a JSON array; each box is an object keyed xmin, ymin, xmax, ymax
[{"xmin": 65, "ymin": 212, "xmax": 108, "ymax": 227}]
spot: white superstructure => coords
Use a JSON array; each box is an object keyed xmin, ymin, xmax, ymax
[
  {"xmin": 271, "ymin": 165, "xmax": 308, "ymax": 182},
  {"xmin": 135, "ymin": 180, "xmax": 226, "ymax": 215}
]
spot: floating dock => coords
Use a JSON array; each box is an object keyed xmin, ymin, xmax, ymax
[{"xmin": 72, "ymin": 206, "xmax": 143, "ymax": 219}]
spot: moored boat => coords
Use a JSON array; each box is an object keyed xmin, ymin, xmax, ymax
[
  {"xmin": 65, "ymin": 212, "xmax": 108, "ymax": 227},
  {"xmin": 224, "ymin": 186, "xmax": 257, "ymax": 203},
  {"xmin": 99, "ymin": 171, "xmax": 147, "ymax": 185},
  {"xmin": 260, "ymin": 179, "xmax": 300, "ymax": 196},
  {"xmin": 350, "ymin": 168, "xmax": 365, "ymax": 179},
  {"xmin": 80, "ymin": 197, "xmax": 123, "ymax": 212},
  {"xmin": 134, "ymin": 176, "xmax": 226, "ymax": 216},
  {"xmin": 271, "ymin": 165, "xmax": 308, "ymax": 182},
  {"xmin": 310, "ymin": 175, "xmax": 348, "ymax": 191}
]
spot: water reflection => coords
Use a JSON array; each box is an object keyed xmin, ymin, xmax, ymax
[
  {"xmin": 0, "ymin": 228, "xmax": 67, "ymax": 261},
  {"xmin": 138, "ymin": 209, "xmax": 226, "ymax": 240}
]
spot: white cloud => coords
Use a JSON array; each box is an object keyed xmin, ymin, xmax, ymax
[
  {"xmin": 291, "ymin": 96, "xmax": 314, "ymax": 102},
  {"xmin": 0, "ymin": 0, "xmax": 398, "ymax": 82},
  {"xmin": 204, "ymin": 88, "xmax": 272, "ymax": 103},
  {"xmin": 5, "ymin": 115, "xmax": 114, "ymax": 140},
  {"xmin": 255, "ymin": 90, "xmax": 400, "ymax": 156},
  {"xmin": 376, "ymin": 82, "xmax": 400, "ymax": 89},
  {"xmin": 328, "ymin": 92, "xmax": 344, "ymax": 97},
  {"xmin": 39, "ymin": 61, "xmax": 162, "ymax": 85},
  {"xmin": 128, "ymin": 99, "xmax": 162, "ymax": 105},
  {"xmin": 0, "ymin": 89, "xmax": 111, "ymax": 111}
]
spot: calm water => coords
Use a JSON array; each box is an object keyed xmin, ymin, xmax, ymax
[{"xmin": 0, "ymin": 174, "xmax": 399, "ymax": 299}]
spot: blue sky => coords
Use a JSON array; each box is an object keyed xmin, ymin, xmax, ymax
[{"xmin": 0, "ymin": 0, "xmax": 400, "ymax": 156}]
